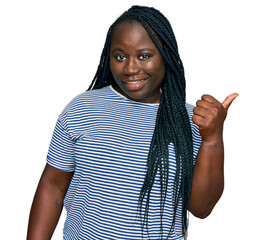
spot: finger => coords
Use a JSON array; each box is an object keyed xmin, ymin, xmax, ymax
[
  {"xmin": 192, "ymin": 114, "xmax": 205, "ymax": 127},
  {"xmin": 201, "ymin": 94, "xmax": 218, "ymax": 104},
  {"xmin": 193, "ymin": 106, "xmax": 208, "ymax": 118},
  {"xmin": 196, "ymin": 99, "xmax": 213, "ymax": 109},
  {"xmin": 222, "ymin": 93, "xmax": 239, "ymax": 110}
]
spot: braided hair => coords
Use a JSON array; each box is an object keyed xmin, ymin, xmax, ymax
[{"xmin": 88, "ymin": 6, "xmax": 194, "ymax": 239}]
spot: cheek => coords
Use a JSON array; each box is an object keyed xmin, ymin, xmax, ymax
[
  {"xmin": 149, "ymin": 61, "xmax": 165, "ymax": 81},
  {"xmin": 109, "ymin": 60, "xmax": 120, "ymax": 77},
  {"xmin": 146, "ymin": 56, "xmax": 165, "ymax": 75},
  {"xmin": 158, "ymin": 57, "xmax": 166, "ymax": 77},
  {"xmin": 109, "ymin": 60, "xmax": 115, "ymax": 75},
  {"xmin": 159, "ymin": 63, "xmax": 166, "ymax": 78}
]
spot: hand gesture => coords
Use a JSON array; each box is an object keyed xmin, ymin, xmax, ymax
[{"xmin": 192, "ymin": 93, "xmax": 238, "ymax": 142}]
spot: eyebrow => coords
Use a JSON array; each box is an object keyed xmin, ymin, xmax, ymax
[
  {"xmin": 138, "ymin": 48, "xmax": 155, "ymax": 53},
  {"xmin": 111, "ymin": 48, "xmax": 124, "ymax": 54},
  {"xmin": 111, "ymin": 48, "xmax": 155, "ymax": 54}
]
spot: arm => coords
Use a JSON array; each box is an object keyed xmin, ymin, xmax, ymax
[
  {"xmin": 189, "ymin": 93, "xmax": 238, "ymax": 218},
  {"xmin": 27, "ymin": 164, "xmax": 74, "ymax": 240}
]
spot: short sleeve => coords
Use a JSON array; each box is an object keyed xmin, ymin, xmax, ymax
[
  {"xmin": 46, "ymin": 118, "xmax": 75, "ymax": 172},
  {"xmin": 185, "ymin": 103, "xmax": 202, "ymax": 163},
  {"xmin": 191, "ymin": 120, "xmax": 201, "ymax": 162}
]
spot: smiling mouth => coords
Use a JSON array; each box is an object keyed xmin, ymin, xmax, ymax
[
  {"xmin": 125, "ymin": 79, "xmax": 146, "ymax": 84},
  {"xmin": 122, "ymin": 79, "xmax": 147, "ymax": 90}
]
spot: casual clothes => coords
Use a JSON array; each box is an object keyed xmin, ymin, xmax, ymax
[{"xmin": 47, "ymin": 85, "xmax": 201, "ymax": 239}]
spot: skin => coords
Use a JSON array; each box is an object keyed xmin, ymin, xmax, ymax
[
  {"xmin": 110, "ymin": 21, "xmax": 166, "ymax": 104},
  {"xmin": 109, "ymin": 21, "xmax": 238, "ymax": 218},
  {"xmin": 27, "ymin": 164, "xmax": 73, "ymax": 239},
  {"xmin": 27, "ymin": 20, "xmax": 238, "ymax": 239},
  {"xmin": 189, "ymin": 93, "xmax": 238, "ymax": 218}
]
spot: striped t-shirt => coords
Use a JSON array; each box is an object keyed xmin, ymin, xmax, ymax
[{"xmin": 47, "ymin": 85, "xmax": 201, "ymax": 240}]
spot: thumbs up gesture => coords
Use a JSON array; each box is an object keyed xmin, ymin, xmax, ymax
[{"xmin": 192, "ymin": 93, "xmax": 238, "ymax": 142}]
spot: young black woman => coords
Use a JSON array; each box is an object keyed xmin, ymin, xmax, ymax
[{"xmin": 27, "ymin": 6, "xmax": 238, "ymax": 240}]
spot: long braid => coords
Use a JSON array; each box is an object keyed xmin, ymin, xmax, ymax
[{"xmin": 88, "ymin": 6, "xmax": 194, "ymax": 239}]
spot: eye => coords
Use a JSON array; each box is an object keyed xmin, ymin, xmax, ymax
[
  {"xmin": 139, "ymin": 54, "xmax": 150, "ymax": 60},
  {"xmin": 115, "ymin": 54, "xmax": 126, "ymax": 61}
]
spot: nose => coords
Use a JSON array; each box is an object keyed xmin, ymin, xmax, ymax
[{"xmin": 124, "ymin": 57, "xmax": 140, "ymax": 75}]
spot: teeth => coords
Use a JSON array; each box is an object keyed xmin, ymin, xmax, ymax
[{"xmin": 126, "ymin": 80, "xmax": 145, "ymax": 84}]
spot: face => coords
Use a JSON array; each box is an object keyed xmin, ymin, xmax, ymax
[{"xmin": 110, "ymin": 21, "xmax": 166, "ymax": 104}]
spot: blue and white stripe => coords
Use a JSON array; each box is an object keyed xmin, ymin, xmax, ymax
[{"xmin": 47, "ymin": 85, "xmax": 201, "ymax": 240}]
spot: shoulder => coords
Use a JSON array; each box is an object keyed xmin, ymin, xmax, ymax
[
  {"xmin": 185, "ymin": 103, "xmax": 201, "ymax": 158},
  {"xmin": 185, "ymin": 103, "xmax": 195, "ymax": 118},
  {"xmin": 56, "ymin": 86, "xmax": 114, "ymax": 127},
  {"xmin": 185, "ymin": 102, "xmax": 201, "ymax": 137},
  {"xmin": 60, "ymin": 86, "xmax": 112, "ymax": 115}
]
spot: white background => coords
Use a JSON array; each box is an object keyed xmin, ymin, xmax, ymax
[{"xmin": 1, "ymin": 0, "xmax": 264, "ymax": 239}]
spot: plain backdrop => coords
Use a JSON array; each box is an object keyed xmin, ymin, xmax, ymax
[{"xmin": 1, "ymin": 0, "xmax": 264, "ymax": 239}]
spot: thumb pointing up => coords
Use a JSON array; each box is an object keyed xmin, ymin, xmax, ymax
[
  {"xmin": 192, "ymin": 93, "xmax": 238, "ymax": 142},
  {"xmin": 222, "ymin": 93, "xmax": 239, "ymax": 111}
]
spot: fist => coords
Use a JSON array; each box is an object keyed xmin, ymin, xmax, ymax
[{"xmin": 192, "ymin": 93, "xmax": 238, "ymax": 142}]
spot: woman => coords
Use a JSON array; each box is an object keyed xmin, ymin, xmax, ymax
[{"xmin": 27, "ymin": 6, "xmax": 237, "ymax": 240}]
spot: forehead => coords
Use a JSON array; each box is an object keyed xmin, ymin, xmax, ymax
[{"xmin": 111, "ymin": 21, "xmax": 157, "ymax": 49}]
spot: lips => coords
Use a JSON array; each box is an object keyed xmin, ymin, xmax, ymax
[{"xmin": 122, "ymin": 78, "xmax": 147, "ymax": 91}]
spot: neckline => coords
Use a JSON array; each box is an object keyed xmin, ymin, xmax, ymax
[{"xmin": 108, "ymin": 85, "xmax": 160, "ymax": 106}]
